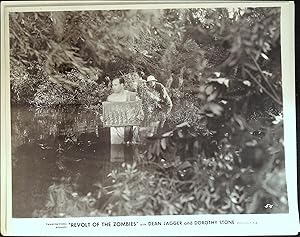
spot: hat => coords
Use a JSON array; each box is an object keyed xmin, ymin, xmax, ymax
[{"xmin": 147, "ymin": 75, "xmax": 157, "ymax": 82}]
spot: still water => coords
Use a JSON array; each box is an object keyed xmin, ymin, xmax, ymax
[{"xmin": 11, "ymin": 105, "xmax": 156, "ymax": 217}]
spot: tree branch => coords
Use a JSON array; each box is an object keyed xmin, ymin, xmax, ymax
[
  {"xmin": 249, "ymin": 54, "xmax": 282, "ymax": 103},
  {"xmin": 244, "ymin": 68, "xmax": 282, "ymax": 106}
]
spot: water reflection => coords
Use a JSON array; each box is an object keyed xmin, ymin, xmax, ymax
[{"xmin": 11, "ymin": 105, "xmax": 154, "ymax": 217}]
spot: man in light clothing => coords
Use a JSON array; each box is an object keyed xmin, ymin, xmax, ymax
[
  {"xmin": 146, "ymin": 75, "xmax": 173, "ymax": 114},
  {"xmin": 106, "ymin": 77, "xmax": 140, "ymax": 144},
  {"xmin": 105, "ymin": 77, "xmax": 142, "ymax": 162},
  {"xmin": 144, "ymin": 75, "xmax": 173, "ymax": 133}
]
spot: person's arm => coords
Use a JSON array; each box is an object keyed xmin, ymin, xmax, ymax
[
  {"xmin": 164, "ymin": 93, "xmax": 173, "ymax": 113},
  {"xmin": 161, "ymin": 85, "xmax": 173, "ymax": 113}
]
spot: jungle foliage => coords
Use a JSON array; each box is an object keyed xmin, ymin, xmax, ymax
[{"xmin": 9, "ymin": 7, "xmax": 286, "ymax": 216}]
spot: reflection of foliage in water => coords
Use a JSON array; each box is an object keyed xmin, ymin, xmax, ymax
[
  {"xmin": 34, "ymin": 118, "xmax": 287, "ymax": 217},
  {"xmin": 11, "ymin": 106, "xmax": 102, "ymax": 150}
]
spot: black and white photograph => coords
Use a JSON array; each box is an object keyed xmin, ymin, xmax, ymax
[{"xmin": 1, "ymin": 1, "xmax": 298, "ymax": 236}]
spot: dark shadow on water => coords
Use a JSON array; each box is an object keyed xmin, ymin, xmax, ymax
[{"xmin": 11, "ymin": 105, "xmax": 150, "ymax": 217}]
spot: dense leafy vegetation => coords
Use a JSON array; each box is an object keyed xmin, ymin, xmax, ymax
[{"xmin": 10, "ymin": 7, "xmax": 287, "ymax": 216}]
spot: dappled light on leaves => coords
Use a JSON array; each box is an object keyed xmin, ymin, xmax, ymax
[{"xmin": 10, "ymin": 7, "xmax": 286, "ymax": 217}]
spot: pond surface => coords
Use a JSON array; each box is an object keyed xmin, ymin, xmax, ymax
[{"xmin": 11, "ymin": 105, "xmax": 158, "ymax": 217}]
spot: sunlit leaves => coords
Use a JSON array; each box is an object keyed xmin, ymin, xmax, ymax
[{"xmin": 12, "ymin": 7, "xmax": 285, "ymax": 217}]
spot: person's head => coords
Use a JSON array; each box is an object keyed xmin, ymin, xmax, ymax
[
  {"xmin": 147, "ymin": 75, "xmax": 157, "ymax": 88},
  {"xmin": 111, "ymin": 77, "xmax": 125, "ymax": 93}
]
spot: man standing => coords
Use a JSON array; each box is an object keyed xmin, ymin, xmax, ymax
[
  {"xmin": 106, "ymin": 77, "xmax": 140, "ymax": 143},
  {"xmin": 146, "ymin": 75, "xmax": 173, "ymax": 114},
  {"xmin": 104, "ymin": 77, "xmax": 142, "ymax": 162},
  {"xmin": 144, "ymin": 75, "xmax": 173, "ymax": 133}
]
